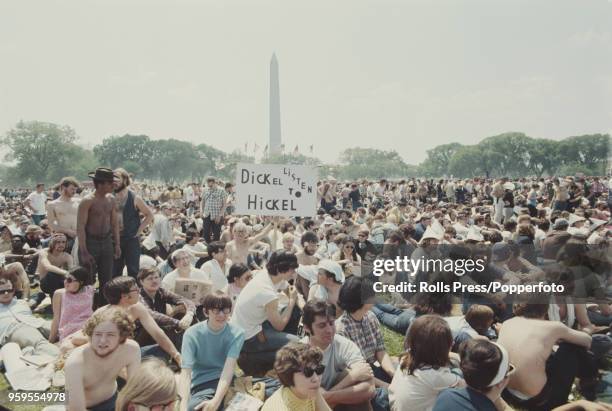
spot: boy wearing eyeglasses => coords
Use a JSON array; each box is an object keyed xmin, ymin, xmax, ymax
[{"xmin": 178, "ymin": 292, "xmax": 245, "ymax": 411}]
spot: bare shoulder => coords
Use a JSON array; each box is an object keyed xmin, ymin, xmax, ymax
[
  {"xmin": 65, "ymin": 345, "xmax": 86, "ymax": 368},
  {"xmin": 78, "ymin": 195, "xmax": 95, "ymax": 207},
  {"xmin": 121, "ymin": 339, "xmax": 141, "ymax": 354},
  {"xmin": 128, "ymin": 301, "xmax": 146, "ymax": 318}
]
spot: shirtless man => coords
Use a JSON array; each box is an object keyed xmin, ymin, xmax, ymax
[
  {"xmin": 47, "ymin": 177, "xmax": 80, "ymax": 253},
  {"xmin": 77, "ymin": 168, "xmax": 120, "ymax": 304},
  {"xmin": 498, "ymin": 293, "xmax": 598, "ymax": 410},
  {"xmin": 37, "ymin": 233, "xmax": 74, "ymax": 298},
  {"xmin": 65, "ymin": 306, "xmax": 140, "ymax": 411},
  {"xmin": 225, "ymin": 219, "xmax": 276, "ymax": 265},
  {"xmin": 112, "ymin": 168, "xmax": 153, "ymax": 278}
]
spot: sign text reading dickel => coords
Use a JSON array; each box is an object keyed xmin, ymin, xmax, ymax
[{"xmin": 235, "ymin": 163, "xmax": 317, "ymax": 217}]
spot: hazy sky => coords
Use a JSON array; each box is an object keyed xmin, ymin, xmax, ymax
[{"xmin": 1, "ymin": 0, "xmax": 611, "ymax": 164}]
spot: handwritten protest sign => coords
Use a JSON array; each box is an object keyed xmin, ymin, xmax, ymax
[{"xmin": 235, "ymin": 163, "xmax": 317, "ymax": 217}]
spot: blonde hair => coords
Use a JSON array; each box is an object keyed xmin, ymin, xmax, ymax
[
  {"xmin": 115, "ymin": 358, "xmax": 177, "ymax": 411},
  {"xmin": 115, "ymin": 168, "xmax": 132, "ymax": 187}
]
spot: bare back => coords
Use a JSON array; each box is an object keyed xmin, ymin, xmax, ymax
[{"xmin": 498, "ymin": 317, "xmax": 567, "ymax": 397}]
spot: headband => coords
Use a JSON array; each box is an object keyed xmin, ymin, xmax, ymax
[{"xmin": 488, "ymin": 342, "xmax": 510, "ymax": 387}]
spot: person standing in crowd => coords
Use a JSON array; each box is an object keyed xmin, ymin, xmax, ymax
[
  {"xmin": 47, "ymin": 177, "xmax": 80, "ymax": 253},
  {"xmin": 76, "ymin": 168, "xmax": 120, "ymax": 306},
  {"xmin": 24, "ymin": 183, "xmax": 47, "ymax": 226},
  {"xmin": 147, "ymin": 203, "xmax": 174, "ymax": 259},
  {"xmin": 112, "ymin": 168, "xmax": 154, "ymax": 279},
  {"xmin": 201, "ymin": 177, "xmax": 228, "ymax": 244}
]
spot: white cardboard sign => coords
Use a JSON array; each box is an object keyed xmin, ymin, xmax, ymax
[{"xmin": 235, "ymin": 163, "xmax": 317, "ymax": 217}]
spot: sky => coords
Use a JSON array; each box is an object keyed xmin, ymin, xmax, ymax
[{"xmin": 1, "ymin": 0, "xmax": 611, "ymax": 165}]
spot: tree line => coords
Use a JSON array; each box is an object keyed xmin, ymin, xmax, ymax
[{"xmin": 0, "ymin": 121, "xmax": 609, "ymax": 186}]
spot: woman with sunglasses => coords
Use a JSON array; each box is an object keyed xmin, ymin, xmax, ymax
[
  {"xmin": 49, "ymin": 266, "xmax": 93, "ymax": 344},
  {"xmin": 261, "ymin": 342, "xmax": 331, "ymax": 411},
  {"xmin": 115, "ymin": 357, "xmax": 179, "ymax": 411},
  {"xmin": 332, "ymin": 237, "xmax": 361, "ymax": 278}
]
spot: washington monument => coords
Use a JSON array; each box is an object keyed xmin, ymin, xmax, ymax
[{"xmin": 269, "ymin": 53, "xmax": 282, "ymax": 155}]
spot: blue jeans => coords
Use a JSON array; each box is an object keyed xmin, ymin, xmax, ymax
[
  {"xmin": 371, "ymin": 304, "xmax": 415, "ymax": 335},
  {"xmin": 32, "ymin": 214, "xmax": 46, "ymax": 226},
  {"xmin": 113, "ymin": 236, "xmax": 141, "ymax": 278},
  {"xmin": 238, "ymin": 322, "xmax": 299, "ymax": 375},
  {"xmin": 587, "ymin": 310, "xmax": 612, "ymax": 327}
]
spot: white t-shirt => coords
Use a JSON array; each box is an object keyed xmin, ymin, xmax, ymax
[
  {"xmin": 230, "ymin": 270, "xmax": 279, "ymax": 339},
  {"xmin": 161, "ymin": 268, "xmax": 209, "ymax": 292},
  {"xmin": 27, "ymin": 192, "xmax": 47, "ymax": 215},
  {"xmin": 201, "ymin": 259, "xmax": 231, "ymax": 292},
  {"xmin": 389, "ymin": 366, "xmax": 461, "ymax": 411},
  {"xmin": 301, "ymin": 334, "xmax": 364, "ymax": 389}
]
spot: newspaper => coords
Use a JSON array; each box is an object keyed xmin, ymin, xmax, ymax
[
  {"xmin": 225, "ymin": 392, "xmax": 264, "ymax": 411},
  {"xmin": 174, "ymin": 278, "xmax": 212, "ymax": 305}
]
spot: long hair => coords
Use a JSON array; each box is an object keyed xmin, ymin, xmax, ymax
[
  {"xmin": 400, "ymin": 314, "xmax": 452, "ymax": 375},
  {"xmin": 115, "ymin": 358, "xmax": 177, "ymax": 411}
]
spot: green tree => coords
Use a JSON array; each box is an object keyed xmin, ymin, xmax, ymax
[
  {"xmin": 557, "ymin": 134, "xmax": 610, "ymax": 175},
  {"xmin": 337, "ymin": 148, "xmax": 411, "ymax": 179},
  {"xmin": 1, "ymin": 121, "xmax": 79, "ymax": 183},
  {"xmin": 93, "ymin": 134, "xmax": 155, "ymax": 175},
  {"xmin": 422, "ymin": 142, "xmax": 463, "ymax": 177}
]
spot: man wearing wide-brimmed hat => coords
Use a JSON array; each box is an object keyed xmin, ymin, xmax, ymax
[{"xmin": 77, "ymin": 167, "xmax": 121, "ymax": 305}]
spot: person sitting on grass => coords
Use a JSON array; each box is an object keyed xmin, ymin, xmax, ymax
[
  {"xmin": 137, "ymin": 266, "xmax": 196, "ymax": 347},
  {"xmin": 336, "ymin": 276, "xmax": 396, "ymax": 388},
  {"xmin": 231, "ymin": 251, "xmax": 300, "ymax": 375},
  {"xmin": 178, "ymin": 292, "xmax": 245, "ymax": 411},
  {"xmin": 65, "ymin": 306, "xmax": 141, "ymax": 411},
  {"xmin": 498, "ymin": 292, "xmax": 599, "ymax": 410},
  {"xmin": 433, "ymin": 339, "xmax": 514, "ymax": 411},
  {"xmin": 301, "ymin": 300, "xmax": 382, "ymax": 411},
  {"xmin": 389, "ymin": 315, "xmax": 464, "ymax": 411},
  {"xmin": 262, "ymin": 342, "xmax": 332, "ymax": 411},
  {"xmin": 115, "ymin": 357, "xmax": 179, "ymax": 411},
  {"xmin": 49, "ymin": 266, "xmax": 94, "ymax": 344}
]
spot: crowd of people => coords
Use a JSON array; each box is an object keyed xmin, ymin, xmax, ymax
[{"xmin": 0, "ymin": 169, "xmax": 611, "ymax": 411}]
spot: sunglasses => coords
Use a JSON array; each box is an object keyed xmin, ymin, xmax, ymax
[
  {"xmin": 301, "ymin": 364, "xmax": 325, "ymax": 378},
  {"xmin": 344, "ymin": 245, "xmax": 354, "ymax": 249},
  {"xmin": 64, "ymin": 277, "xmax": 77, "ymax": 284},
  {"xmin": 0, "ymin": 289, "xmax": 14, "ymax": 295}
]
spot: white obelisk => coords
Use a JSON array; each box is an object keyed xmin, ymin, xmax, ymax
[{"xmin": 269, "ymin": 53, "xmax": 282, "ymax": 155}]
